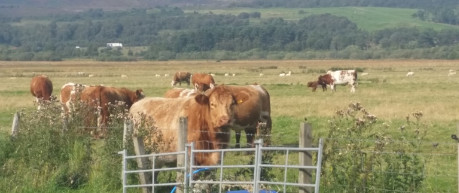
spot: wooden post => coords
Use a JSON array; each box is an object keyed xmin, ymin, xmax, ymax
[
  {"xmin": 176, "ymin": 117, "xmax": 188, "ymax": 193},
  {"xmin": 457, "ymin": 123, "xmax": 459, "ymax": 193},
  {"xmin": 123, "ymin": 120, "xmax": 132, "ymax": 149},
  {"xmin": 132, "ymin": 122, "xmax": 152, "ymax": 193},
  {"xmin": 299, "ymin": 122, "xmax": 312, "ymax": 193},
  {"xmin": 11, "ymin": 112, "xmax": 20, "ymax": 138}
]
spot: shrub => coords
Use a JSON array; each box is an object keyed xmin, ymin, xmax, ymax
[
  {"xmin": 321, "ymin": 102, "xmax": 426, "ymax": 192},
  {"xmin": 0, "ymin": 100, "xmax": 93, "ymax": 192}
]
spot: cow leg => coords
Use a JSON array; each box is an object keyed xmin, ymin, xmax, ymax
[
  {"xmin": 262, "ymin": 117, "xmax": 272, "ymax": 146},
  {"xmin": 36, "ymin": 97, "xmax": 42, "ymax": 110},
  {"xmin": 245, "ymin": 128, "xmax": 256, "ymax": 148},
  {"xmin": 235, "ymin": 131, "xmax": 242, "ymax": 148}
]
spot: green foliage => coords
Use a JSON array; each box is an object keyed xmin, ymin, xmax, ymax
[
  {"xmin": 321, "ymin": 102, "xmax": 426, "ymax": 193},
  {"xmin": 0, "ymin": 99, "xmax": 137, "ymax": 193},
  {"xmin": 0, "ymin": 101, "xmax": 93, "ymax": 192}
]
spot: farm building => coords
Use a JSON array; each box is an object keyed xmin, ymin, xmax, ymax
[{"xmin": 106, "ymin": 43, "xmax": 123, "ymax": 48}]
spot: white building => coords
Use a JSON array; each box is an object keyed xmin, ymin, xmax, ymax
[{"xmin": 106, "ymin": 43, "xmax": 123, "ymax": 48}]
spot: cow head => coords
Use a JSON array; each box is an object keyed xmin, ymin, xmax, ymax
[
  {"xmin": 135, "ymin": 89, "xmax": 145, "ymax": 101},
  {"xmin": 197, "ymin": 85, "xmax": 235, "ymax": 128}
]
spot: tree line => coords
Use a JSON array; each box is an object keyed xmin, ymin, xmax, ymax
[{"xmin": 0, "ymin": 7, "xmax": 458, "ymax": 61}]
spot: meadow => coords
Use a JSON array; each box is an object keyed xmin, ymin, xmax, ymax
[
  {"xmin": 187, "ymin": 7, "xmax": 459, "ymax": 32},
  {"xmin": 0, "ymin": 59, "xmax": 458, "ymax": 192}
]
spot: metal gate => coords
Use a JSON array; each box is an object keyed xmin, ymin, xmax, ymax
[{"xmin": 119, "ymin": 138, "xmax": 323, "ymax": 193}]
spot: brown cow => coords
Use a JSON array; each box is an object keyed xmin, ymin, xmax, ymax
[
  {"xmin": 307, "ymin": 81, "xmax": 327, "ymax": 92},
  {"xmin": 30, "ymin": 75, "xmax": 53, "ymax": 110},
  {"xmin": 61, "ymin": 84, "xmax": 144, "ymax": 137},
  {"xmin": 227, "ymin": 85, "xmax": 271, "ymax": 148},
  {"xmin": 82, "ymin": 86, "xmax": 144, "ymax": 135},
  {"xmin": 171, "ymin": 71, "xmax": 192, "ymax": 87},
  {"xmin": 191, "ymin": 73, "xmax": 215, "ymax": 92},
  {"xmin": 129, "ymin": 85, "xmax": 236, "ymax": 166},
  {"xmin": 164, "ymin": 85, "xmax": 272, "ymax": 148}
]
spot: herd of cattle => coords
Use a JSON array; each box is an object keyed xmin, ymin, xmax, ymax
[{"xmin": 29, "ymin": 70, "xmax": 359, "ymax": 166}]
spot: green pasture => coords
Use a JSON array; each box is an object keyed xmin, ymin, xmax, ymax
[
  {"xmin": 0, "ymin": 60, "xmax": 458, "ymax": 192},
  {"xmin": 187, "ymin": 7, "xmax": 459, "ymax": 32}
]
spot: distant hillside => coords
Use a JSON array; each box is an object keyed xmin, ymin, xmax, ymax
[
  {"xmin": 0, "ymin": 0, "xmax": 233, "ymax": 17},
  {"xmin": 189, "ymin": 7, "xmax": 459, "ymax": 32},
  {"xmin": 0, "ymin": 0, "xmax": 457, "ymax": 17}
]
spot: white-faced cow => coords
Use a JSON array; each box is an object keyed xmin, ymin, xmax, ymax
[
  {"xmin": 191, "ymin": 73, "xmax": 215, "ymax": 92},
  {"xmin": 171, "ymin": 71, "xmax": 192, "ymax": 87},
  {"xmin": 319, "ymin": 70, "xmax": 358, "ymax": 93},
  {"xmin": 30, "ymin": 75, "xmax": 53, "ymax": 110},
  {"xmin": 163, "ymin": 85, "xmax": 272, "ymax": 148},
  {"xmin": 129, "ymin": 85, "xmax": 236, "ymax": 166}
]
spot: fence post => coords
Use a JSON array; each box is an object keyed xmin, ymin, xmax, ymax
[
  {"xmin": 299, "ymin": 122, "xmax": 312, "ymax": 193},
  {"xmin": 176, "ymin": 117, "xmax": 188, "ymax": 193},
  {"xmin": 11, "ymin": 112, "xmax": 20, "ymax": 138},
  {"xmin": 123, "ymin": 120, "xmax": 132, "ymax": 149},
  {"xmin": 254, "ymin": 139, "xmax": 263, "ymax": 193},
  {"xmin": 118, "ymin": 150, "xmax": 127, "ymax": 193},
  {"xmin": 132, "ymin": 122, "xmax": 152, "ymax": 193}
]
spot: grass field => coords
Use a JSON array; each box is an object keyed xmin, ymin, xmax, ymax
[
  {"xmin": 0, "ymin": 59, "xmax": 458, "ymax": 192},
  {"xmin": 1, "ymin": 59, "xmax": 458, "ymax": 139},
  {"xmin": 187, "ymin": 7, "xmax": 459, "ymax": 32}
]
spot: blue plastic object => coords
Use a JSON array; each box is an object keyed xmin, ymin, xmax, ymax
[{"xmin": 170, "ymin": 168, "xmax": 210, "ymax": 193}]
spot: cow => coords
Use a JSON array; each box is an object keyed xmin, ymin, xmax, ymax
[
  {"xmin": 129, "ymin": 85, "xmax": 236, "ymax": 166},
  {"xmin": 164, "ymin": 85, "xmax": 272, "ymax": 148},
  {"xmin": 80, "ymin": 86, "xmax": 144, "ymax": 136},
  {"xmin": 319, "ymin": 70, "xmax": 358, "ymax": 93},
  {"xmin": 30, "ymin": 75, "xmax": 53, "ymax": 110},
  {"xmin": 164, "ymin": 88, "xmax": 196, "ymax": 98},
  {"xmin": 227, "ymin": 85, "xmax": 272, "ymax": 148},
  {"xmin": 61, "ymin": 84, "xmax": 144, "ymax": 137},
  {"xmin": 171, "ymin": 71, "xmax": 192, "ymax": 87},
  {"xmin": 60, "ymin": 82, "xmax": 87, "ymax": 115},
  {"xmin": 307, "ymin": 81, "xmax": 327, "ymax": 92},
  {"xmin": 191, "ymin": 73, "xmax": 215, "ymax": 92}
]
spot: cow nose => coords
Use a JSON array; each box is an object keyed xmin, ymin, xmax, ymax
[{"xmin": 218, "ymin": 116, "xmax": 230, "ymax": 126}]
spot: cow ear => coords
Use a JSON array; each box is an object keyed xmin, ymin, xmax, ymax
[
  {"xmin": 194, "ymin": 94, "xmax": 209, "ymax": 105},
  {"xmin": 234, "ymin": 91, "xmax": 249, "ymax": 104}
]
